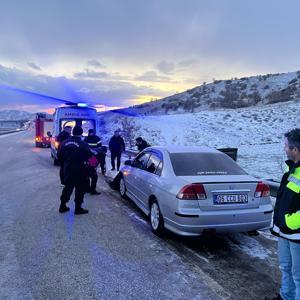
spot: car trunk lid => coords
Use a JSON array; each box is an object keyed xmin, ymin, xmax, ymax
[{"xmin": 179, "ymin": 175, "xmax": 261, "ymax": 211}]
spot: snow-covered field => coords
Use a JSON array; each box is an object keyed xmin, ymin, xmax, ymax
[{"xmin": 100, "ymin": 99, "xmax": 300, "ymax": 181}]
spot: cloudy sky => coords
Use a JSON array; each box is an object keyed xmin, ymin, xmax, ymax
[{"xmin": 0, "ymin": 0, "xmax": 300, "ymax": 111}]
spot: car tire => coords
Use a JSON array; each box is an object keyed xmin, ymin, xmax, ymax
[
  {"xmin": 119, "ymin": 176, "xmax": 127, "ymax": 198},
  {"xmin": 150, "ymin": 200, "xmax": 164, "ymax": 235}
]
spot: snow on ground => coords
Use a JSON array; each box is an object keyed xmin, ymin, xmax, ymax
[
  {"xmin": 100, "ymin": 100, "xmax": 300, "ymax": 180},
  {"xmin": 226, "ymin": 233, "xmax": 273, "ymax": 259}
]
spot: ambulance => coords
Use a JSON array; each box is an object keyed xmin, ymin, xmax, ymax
[{"xmin": 50, "ymin": 104, "xmax": 100, "ymax": 165}]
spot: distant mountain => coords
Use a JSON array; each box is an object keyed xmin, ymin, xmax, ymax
[
  {"xmin": 113, "ymin": 70, "xmax": 300, "ymax": 115},
  {"xmin": 0, "ymin": 110, "xmax": 35, "ymax": 120}
]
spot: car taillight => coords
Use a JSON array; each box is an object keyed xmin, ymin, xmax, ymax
[
  {"xmin": 255, "ymin": 182, "xmax": 270, "ymax": 197},
  {"xmin": 177, "ymin": 184, "xmax": 207, "ymax": 200},
  {"xmin": 35, "ymin": 136, "xmax": 41, "ymax": 142}
]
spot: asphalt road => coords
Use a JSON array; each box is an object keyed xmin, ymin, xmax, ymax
[{"xmin": 0, "ymin": 130, "xmax": 280, "ymax": 299}]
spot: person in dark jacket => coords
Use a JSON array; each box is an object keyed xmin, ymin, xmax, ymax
[
  {"xmin": 57, "ymin": 125, "xmax": 92, "ymax": 215},
  {"xmin": 270, "ymin": 128, "xmax": 300, "ymax": 300},
  {"xmin": 135, "ymin": 137, "xmax": 150, "ymax": 152},
  {"xmin": 56, "ymin": 126, "xmax": 72, "ymax": 185},
  {"xmin": 84, "ymin": 129, "xmax": 101, "ymax": 195},
  {"xmin": 57, "ymin": 126, "xmax": 72, "ymax": 143},
  {"xmin": 84, "ymin": 129, "xmax": 102, "ymax": 148},
  {"xmin": 109, "ymin": 129, "xmax": 125, "ymax": 171}
]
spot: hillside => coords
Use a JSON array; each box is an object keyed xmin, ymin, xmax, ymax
[
  {"xmin": 115, "ymin": 70, "xmax": 300, "ymax": 115},
  {"xmin": 0, "ymin": 110, "xmax": 35, "ymax": 121},
  {"xmin": 99, "ymin": 99, "xmax": 300, "ymax": 180}
]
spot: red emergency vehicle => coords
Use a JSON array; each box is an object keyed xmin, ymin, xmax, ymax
[{"xmin": 35, "ymin": 113, "xmax": 53, "ymax": 147}]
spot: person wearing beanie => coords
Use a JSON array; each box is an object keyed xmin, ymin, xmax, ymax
[
  {"xmin": 57, "ymin": 125, "xmax": 92, "ymax": 215},
  {"xmin": 135, "ymin": 137, "xmax": 150, "ymax": 152}
]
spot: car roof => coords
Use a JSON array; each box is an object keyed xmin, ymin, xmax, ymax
[{"xmin": 147, "ymin": 145, "xmax": 220, "ymax": 154}]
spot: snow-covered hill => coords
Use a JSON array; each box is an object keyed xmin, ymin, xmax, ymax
[
  {"xmin": 115, "ymin": 70, "xmax": 300, "ymax": 115},
  {"xmin": 0, "ymin": 110, "xmax": 35, "ymax": 120},
  {"xmin": 99, "ymin": 99, "xmax": 300, "ymax": 180}
]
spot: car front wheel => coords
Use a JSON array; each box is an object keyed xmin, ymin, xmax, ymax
[
  {"xmin": 150, "ymin": 201, "xmax": 164, "ymax": 235},
  {"xmin": 119, "ymin": 177, "xmax": 127, "ymax": 198}
]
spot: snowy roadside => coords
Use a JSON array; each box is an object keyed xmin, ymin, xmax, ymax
[{"xmin": 99, "ymin": 100, "xmax": 299, "ymax": 181}]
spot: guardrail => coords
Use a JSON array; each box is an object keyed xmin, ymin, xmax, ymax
[{"xmin": 0, "ymin": 129, "xmax": 24, "ymax": 136}]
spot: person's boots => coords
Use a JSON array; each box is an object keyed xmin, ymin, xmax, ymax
[
  {"xmin": 74, "ymin": 206, "xmax": 89, "ymax": 215},
  {"xmin": 59, "ymin": 203, "xmax": 70, "ymax": 213}
]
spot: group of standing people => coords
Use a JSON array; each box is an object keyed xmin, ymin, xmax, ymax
[{"xmin": 56, "ymin": 126, "xmax": 150, "ymax": 215}]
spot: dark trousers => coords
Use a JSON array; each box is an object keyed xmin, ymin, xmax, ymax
[
  {"xmin": 96, "ymin": 153, "xmax": 106, "ymax": 175},
  {"xmin": 111, "ymin": 152, "xmax": 121, "ymax": 170},
  {"xmin": 60, "ymin": 180, "xmax": 86, "ymax": 207},
  {"xmin": 59, "ymin": 164, "xmax": 64, "ymax": 185},
  {"xmin": 100, "ymin": 160, "xmax": 106, "ymax": 174},
  {"xmin": 87, "ymin": 167, "xmax": 98, "ymax": 192}
]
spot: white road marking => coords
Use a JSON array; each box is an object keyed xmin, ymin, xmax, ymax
[
  {"xmin": 129, "ymin": 212, "xmax": 148, "ymax": 225},
  {"xmin": 183, "ymin": 246, "xmax": 210, "ymax": 263},
  {"xmin": 184, "ymin": 255, "xmax": 231, "ymax": 299}
]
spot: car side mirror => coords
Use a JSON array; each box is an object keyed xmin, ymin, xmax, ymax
[
  {"xmin": 124, "ymin": 160, "xmax": 132, "ymax": 166},
  {"xmin": 47, "ymin": 131, "xmax": 52, "ymax": 138}
]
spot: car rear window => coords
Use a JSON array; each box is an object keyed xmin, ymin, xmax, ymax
[{"xmin": 169, "ymin": 152, "xmax": 247, "ymax": 176}]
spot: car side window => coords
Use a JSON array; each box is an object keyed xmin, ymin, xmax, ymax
[
  {"xmin": 133, "ymin": 152, "xmax": 151, "ymax": 170},
  {"xmin": 155, "ymin": 161, "xmax": 163, "ymax": 176},
  {"xmin": 146, "ymin": 153, "xmax": 162, "ymax": 175}
]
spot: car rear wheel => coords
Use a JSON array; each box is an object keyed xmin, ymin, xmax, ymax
[
  {"xmin": 119, "ymin": 177, "xmax": 127, "ymax": 198},
  {"xmin": 150, "ymin": 201, "xmax": 164, "ymax": 235}
]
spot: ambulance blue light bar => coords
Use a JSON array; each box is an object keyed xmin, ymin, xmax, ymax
[{"xmin": 77, "ymin": 103, "xmax": 88, "ymax": 107}]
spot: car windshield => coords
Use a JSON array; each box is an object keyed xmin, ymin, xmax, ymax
[{"xmin": 169, "ymin": 152, "xmax": 247, "ymax": 176}]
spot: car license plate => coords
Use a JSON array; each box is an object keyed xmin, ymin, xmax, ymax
[{"xmin": 213, "ymin": 194, "xmax": 248, "ymax": 204}]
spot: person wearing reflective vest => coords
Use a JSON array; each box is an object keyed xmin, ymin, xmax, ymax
[
  {"xmin": 84, "ymin": 129, "xmax": 102, "ymax": 148},
  {"xmin": 271, "ymin": 128, "xmax": 300, "ymax": 300}
]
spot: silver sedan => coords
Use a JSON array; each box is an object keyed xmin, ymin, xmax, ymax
[{"xmin": 118, "ymin": 146, "xmax": 273, "ymax": 236}]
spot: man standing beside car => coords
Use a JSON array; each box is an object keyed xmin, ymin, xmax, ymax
[
  {"xmin": 109, "ymin": 129, "xmax": 125, "ymax": 171},
  {"xmin": 270, "ymin": 128, "xmax": 300, "ymax": 300},
  {"xmin": 58, "ymin": 125, "xmax": 91, "ymax": 215}
]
